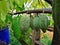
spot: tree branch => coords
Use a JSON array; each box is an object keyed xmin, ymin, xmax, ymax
[
  {"xmin": 9, "ymin": 8, "xmax": 52, "ymax": 15},
  {"xmin": 47, "ymin": 26, "xmax": 54, "ymax": 32}
]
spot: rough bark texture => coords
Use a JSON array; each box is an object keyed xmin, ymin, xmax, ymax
[
  {"xmin": 52, "ymin": 0, "xmax": 60, "ymax": 45},
  {"xmin": 52, "ymin": 25, "xmax": 60, "ymax": 45}
]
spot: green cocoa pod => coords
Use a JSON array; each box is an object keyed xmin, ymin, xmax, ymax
[
  {"xmin": 33, "ymin": 16, "xmax": 40, "ymax": 31},
  {"xmin": 20, "ymin": 14, "xmax": 30, "ymax": 31},
  {"xmin": 39, "ymin": 14, "xmax": 49, "ymax": 33}
]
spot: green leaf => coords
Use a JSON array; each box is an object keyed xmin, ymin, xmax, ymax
[
  {"xmin": 0, "ymin": 0, "xmax": 9, "ymax": 21},
  {"xmin": 15, "ymin": 0, "xmax": 27, "ymax": 7},
  {"xmin": 0, "ymin": 0, "xmax": 9, "ymax": 13},
  {"xmin": 0, "ymin": 0, "xmax": 9, "ymax": 29},
  {"xmin": 12, "ymin": 15, "xmax": 21, "ymax": 39},
  {"xmin": 5, "ymin": 14, "xmax": 12, "ymax": 23}
]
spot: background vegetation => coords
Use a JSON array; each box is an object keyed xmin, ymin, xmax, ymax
[{"xmin": 0, "ymin": 0, "xmax": 53, "ymax": 45}]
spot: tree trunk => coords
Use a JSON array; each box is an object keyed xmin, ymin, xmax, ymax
[
  {"xmin": 52, "ymin": 25, "xmax": 60, "ymax": 45},
  {"xmin": 52, "ymin": 0, "xmax": 60, "ymax": 45}
]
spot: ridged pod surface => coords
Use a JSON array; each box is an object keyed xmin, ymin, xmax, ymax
[
  {"xmin": 39, "ymin": 14, "xmax": 49, "ymax": 33},
  {"xmin": 20, "ymin": 15, "xmax": 30, "ymax": 31},
  {"xmin": 33, "ymin": 16, "xmax": 40, "ymax": 31}
]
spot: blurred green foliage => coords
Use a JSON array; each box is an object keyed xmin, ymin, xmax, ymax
[
  {"xmin": 10, "ymin": 30, "xmax": 22, "ymax": 45},
  {"xmin": 0, "ymin": 0, "xmax": 53, "ymax": 45},
  {"xmin": 40, "ymin": 34, "xmax": 52, "ymax": 45},
  {"xmin": 12, "ymin": 15, "xmax": 21, "ymax": 40},
  {"xmin": 0, "ymin": 0, "xmax": 9, "ymax": 29}
]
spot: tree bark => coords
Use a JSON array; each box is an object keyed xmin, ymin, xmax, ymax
[
  {"xmin": 9, "ymin": 8, "xmax": 52, "ymax": 15},
  {"xmin": 52, "ymin": 25, "xmax": 60, "ymax": 45},
  {"xmin": 52, "ymin": 0, "xmax": 60, "ymax": 45}
]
